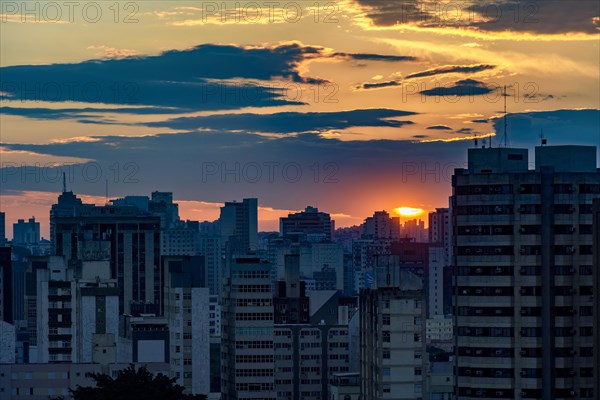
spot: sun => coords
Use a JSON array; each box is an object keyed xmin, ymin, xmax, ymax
[{"xmin": 394, "ymin": 207, "xmax": 424, "ymax": 217}]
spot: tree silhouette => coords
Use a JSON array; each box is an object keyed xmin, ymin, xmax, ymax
[{"xmin": 52, "ymin": 364, "xmax": 207, "ymax": 400}]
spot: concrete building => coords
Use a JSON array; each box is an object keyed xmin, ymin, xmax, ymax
[
  {"xmin": 25, "ymin": 256, "xmax": 119, "ymax": 364},
  {"xmin": 13, "ymin": 218, "xmax": 40, "ymax": 246},
  {"xmin": 360, "ymin": 256, "xmax": 426, "ymax": 400},
  {"xmin": 592, "ymin": 198, "xmax": 600, "ymax": 400},
  {"xmin": 428, "ymin": 246, "xmax": 445, "ymax": 318},
  {"xmin": 0, "ymin": 211, "xmax": 5, "ymax": 246},
  {"xmin": 425, "ymin": 317, "xmax": 453, "ymax": 341},
  {"xmin": 453, "ymin": 146, "xmax": 598, "ymax": 399},
  {"xmin": 328, "ymin": 372, "xmax": 361, "ymax": 400},
  {"xmin": 161, "ymin": 220, "xmax": 200, "ymax": 256},
  {"xmin": 363, "ymin": 211, "xmax": 400, "ymax": 240},
  {"xmin": 220, "ymin": 198, "xmax": 258, "ymax": 255},
  {"xmin": 163, "ymin": 255, "xmax": 211, "ymax": 395},
  {"xmin": 221, "ymin": 257, "xmax": 275, "ymax": 400},
  {"xmin": 200, "ymin": 233, "xmax": 223, "ymax": 297},
  {"xmin": 0, "ymin": 247, "xmax": 12, "ymax": 323},
  {"xmin": 425, "ymin": 361, "xmax": 453, "ymax": 400},
  {"xmin": 280, "ymin": 206, "xmax": 333, "ymax": 242},
  {"xmin": 50, "ymin": 191, "xmax": 162, "ymax": 315}
]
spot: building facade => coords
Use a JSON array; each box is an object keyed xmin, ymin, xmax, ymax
[{"xmin": 453, "ymin": 146, "xmax": 598, "ymax": 399}]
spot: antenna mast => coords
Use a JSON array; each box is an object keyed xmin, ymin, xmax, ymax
[
  {"xmin": 62, "ymin": 172, "xmax": 67, "ymax": 193},
  {"xmin": 503, "ymin": 85, "xmax": 509, "ymax": 148}
]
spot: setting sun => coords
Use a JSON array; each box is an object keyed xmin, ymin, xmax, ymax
[{"xmin": 394, "ymin": 207, "xmax": 425, "ymax": 217}]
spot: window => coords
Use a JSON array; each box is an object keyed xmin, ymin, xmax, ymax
[
  {"xmin": 383, "ymin": 349, "xmax": 391, "ymax": 359},
  {"xmin": 382, "ymin": 314, "xmax": 390, "ymax": 325},
  {"xmin": 383, "ymin": 368, "xmax": 391, "ymax": 376},
  {"xmin": 382, "ymin": 331, "xmax": 391, "ymax": 342}
]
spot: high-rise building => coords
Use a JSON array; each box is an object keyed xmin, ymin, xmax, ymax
[
  {"xmin": 360, "ymin": 256, "xmax": 426, "ymax": 399},
  {"xmin": 220, "ymin": 198, "xmax": 258, "ymax": 255},
  {"xmin": 50, "ymin": 191, "xmax": 162, "ymax": 315},
  {"xmin": 452, "ymin": 146, "xmax": 598, "ymax": 399},
  {"xmin": 13, "ymin": 218, "xmax": 40, "ymax": 245},
  {"xmin": 593, "ymin": 198, "xmax": 600, "ymax": 400},
  {"xmin": 163, "ymin": 255, "xmax": 210, "ymax": 395},
  {"xmin": 0, "ymin": 247, "xmax": 12, "ymax": 323},
  {"xmin": 26, "ymin": 256, "xmax": 119, "ymax": 364},
  {"xmin": 363, "ymin": 210, "xmax": 400, "ymax": 240},
  {"xmin": 0, "ymin": 211, "xmax": 6, "ymax": 246},
  {"xmin": 221, "ymin": 257, "xmax": 275, "ymax": 400},
  {"xmin": 280, "ymin": 206, "xmax": 333, "ymax": 241}
]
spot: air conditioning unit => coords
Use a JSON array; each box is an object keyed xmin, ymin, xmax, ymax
[
  {"xmin": 567, "ymin": 246, "xmax": 576, "ymax": 254},
  {"xmin": 520, "ymin": 288, "xmax": 527, "ymax": 295},
  {"xmin": 569, "ymin": 370, "xmax": 576, "ymax": 376},
  {"xmin": 570, "ymin": 349, "xmax": 577, "ymax": 355},
  {"xmin": 569, "ymin": 226, "xmax": 576, "ymax": 233},
  {"xmin": 520, "ymin": 370, "xmax": 527, "ymax": 376},
  {"xmin": 519, "ymin": 227, "xmax": 526, "ymax": 233},
  {"xmin": 520, "ymin": 350, "xmax": 527, "ymax": 356}
]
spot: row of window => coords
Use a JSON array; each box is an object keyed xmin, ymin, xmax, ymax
[{"xmin": 456, "ymin": 183, "xmax": 600, "ymax": 195}]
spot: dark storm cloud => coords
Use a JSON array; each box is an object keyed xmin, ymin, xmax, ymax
[
  {"xmin": 0, "ymin": 106, "xmax": 186, "ymax": 119},
  {"xmin": 141, "ymin": 109, "xmax": 417, "ymax": 133},
  {"xmin": 405, "ymin": 64, "xmax": 496, "ymax": 79},
  {"xmin": 419, "ymin": 79, "xmax": 494, "ymax": 96},
  {"xmin": 353, "ymin": 0, "xmax": 599, "ymax": 35},
  {"xmin": 426, "ymin": 125, "xmax": 453, "ymax": 130}
]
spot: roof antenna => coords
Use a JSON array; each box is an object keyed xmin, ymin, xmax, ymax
[
  {"xmin": 62, "ymin": 172, "xmax": 67, "ymax": 193},
  {"xmin": 502, "ymin": 85, "xmax": 509, "ymax": 148},
  {"xmin": 105, "ymin": 179, "xmax": 109, "ymax": 204}
]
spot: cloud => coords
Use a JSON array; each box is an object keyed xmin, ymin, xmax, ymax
[
  {"xmin": 332, "ymin": 52, "xmax": 417, "ymax": 62},
  {"xmin": 426, "ymin": 125, "xmax": 453, "ymax": 130},
  {"xmin": 141, "ymin": 109, "xmax": 417, "ymax": 133},
  {"xmin": 356, "ymin": 80, "xmax": 401, "ymax": 90},
  {"xmin": 471, "ymin": 119, "xmax": 489, "ymax": 123},
  {"xmin": 0, "ymin": 106, "xmax": 186, "ymax": 120},
  {"xmin": 351, "ymin": 0, "xmax": 599, "ymax": 37},
  {"xmin": 87, "ymin": 45, "xmax": 141, "ymax": 59},
  {"xmin": 405, "ymin": 64, "xmax": 496, "ymax": 79},
  {"xmin": 419, "ymin": 79, "xmax": 495, "ymax": 96},
  {"xmin": 0, "ymin": 43, "xmax": 332, "ymax": 112}
]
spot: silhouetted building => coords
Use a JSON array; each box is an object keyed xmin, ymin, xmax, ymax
[
  {"xmin": 0, "ymin": 247, "xmax": 12, "ymax": 323},
  {"xmin": 13, "ymin": 218, "xmax": 40, "ymax": 245},
  {"xmin": 280, "ymin": 206, "xmax": 333, "ymax": 242},
  {"xmin": 220, "ymin": 198, "xmax": 258, "ymax": 255},
  {"xmin": 363, "ymin": 210, "xmax": 400, "ymax": 240}
]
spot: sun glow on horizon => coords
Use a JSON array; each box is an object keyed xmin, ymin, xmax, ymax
[{"xmin": 394, "ymin": 206, "xmax": 424, "ymax": 217}]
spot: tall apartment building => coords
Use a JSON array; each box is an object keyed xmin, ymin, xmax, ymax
[
  {"xmin": 0, "ymin": 211, "xmax": 6, "ymax": 245},
  {"xmin": 163, "ymin": 256, "xmax": 210, "ymax": 395},
  {"xmin": 0, "ymin": 247, "xmax": 12, "ymax": 323},
  {"xmin": 593, "ymin": 199, "xmax": 600, "ymax": 400},
  {"xmin": 50, "ymin": 191, "xmax": 162, "ymax": 315},
  {"xmin": 452, "ymin": 146, "xmax": 598, "ymax": 399},
  {"xmin": 220, "ymin": 198, "xmax": 258, "ymax": 255},
  {"xmin": 363, "ymin": 210, "xmax": 400, "ymax": 240},
  {"xmin": 26, "ymin": 256, "xmax": 119, "ymax": 364},
  {"xmin": 360, "ymin": 256, "xmax": 426, "ymax": 399},
  {"xmin": 280, "ymin": 206, "xmax": 333, "ymax": 241},
  {"xmin": 13, "ymin": 218, "xmax": 40, "ymax": 245},
  {"xmin": 221, "ymin": 257, "xmax": 275, "ymax": 400},
  {"xmin": 402, "ymin": 219, "xmax": 428, "ymax": 243}
]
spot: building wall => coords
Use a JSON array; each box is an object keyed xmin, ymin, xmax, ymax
[{"xmin": 453, "ymin": 146, "xmax": 598, "ymax": 399}]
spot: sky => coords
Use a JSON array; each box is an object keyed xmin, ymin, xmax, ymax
[{"xmin": 1, "ymin": 0, "xmax": 599, "ymax": 237}]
